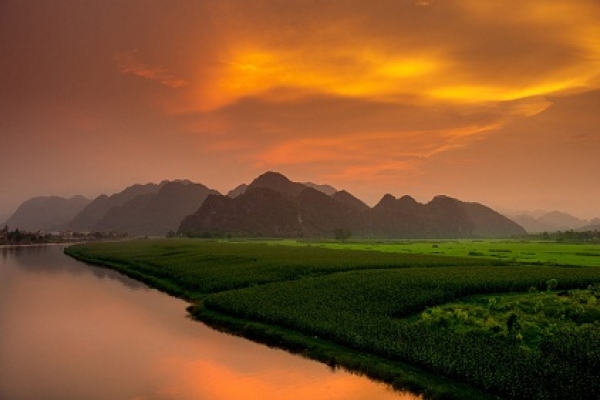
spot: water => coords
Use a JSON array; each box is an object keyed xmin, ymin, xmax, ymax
[{"xmin": 0, "ymin": 245, "xmax": 420, "ymax": 400}]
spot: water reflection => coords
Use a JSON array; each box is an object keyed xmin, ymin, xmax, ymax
[
  {"xmin": 0, "ymin": 245, "xmax": 420, "ymax": 400},
  {"xmin": 1, "ymin": 244, "xmax": 146, "ymax": 289}
]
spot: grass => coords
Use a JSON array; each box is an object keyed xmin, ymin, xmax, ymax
[
  {"xmin": 264, "ymin": 239, "xmax": 600, "ymax": 266},
  {"xmin": 65, "ymin": 239, "xmax": 600, "ymax": 399},
  {"xmin": 65, "ymin": 239, "xmax": 500, "ymax": 299}
]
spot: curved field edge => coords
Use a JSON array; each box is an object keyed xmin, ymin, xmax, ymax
[
  {"xmin": 65, "ymin": 245, "xmax": 193, "ymax": 299},
  {"xmin": 64, "ymin": 240, "xmax": 600, "ymax": 399},
  {"xmin": 63, "ymin": 240, "xmax": 500, "ymax": 399},
  {"xmin": 194, "ymin": 306, "xmax": 498, "ymax": 400},
  {"xmin": 61, "ymin": 257, "xmax": 493, "ymax": 400},
  {"xmin": 200, "ymin": 267, "xmax": 600, "ymax": 399}
]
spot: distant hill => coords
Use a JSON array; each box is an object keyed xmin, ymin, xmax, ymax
[
  {"xmin": 227, "ymin": 184, "xmax": 248, "ymax": 198},
  {"xmin": 0, "ymin": 214, "xmax": 9, "ymax": 226},
  {"xmin": 365, "ymin": 194, "xmax": 524, "ymax": 239},
  {"xmin": 69, "ymin": 182, "xmax": 165, "ymax": 231},
  {"xmin": 303, "ymin": 182, "xmax": 337, "ymax": 195},
  {"xmin": 507, "ymin": 211, "xmax": 592, "ymax": 232},
  {"xmin": 93, "ymin": 181, "xmax": 219, "ymax": 236},
  {"xmin": 509, "ymin": 214, "xmax": 557, "ymax": 233},
  {"xmin": 179, "ymin": 172, "xmax": 525, "ymax": 239},
  {"xmin": 577, "ymin": 224, "xmax": 600, "ymax": 232},
  {"xmin": 5, "ymin": 195, "xmax": 91, "ymax": 232},
  {"xmin": 537, "ymin": 211, "xmax": 587, "ymax": 230}
]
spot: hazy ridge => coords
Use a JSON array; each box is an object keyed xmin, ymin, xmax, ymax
[{"xmin": 7, "ymin": 171, "xmax": 598, "ymax": 239}]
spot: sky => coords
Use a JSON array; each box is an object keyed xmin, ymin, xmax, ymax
[{"xmin": 1, "ymin": 0, "xmax": 600, "ymax": 220}]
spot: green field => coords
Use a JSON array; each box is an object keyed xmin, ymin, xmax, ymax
[
  {"xmin": 65, "ymin": 239, "xmax": 600, "ymax": 400},
  {"xmin": 66, "ymin": 239, "xmax": 498, "ymax": 299},
  {"xmin": 267, "ymin": 239, "xmax": 600, "ymax": 266}
]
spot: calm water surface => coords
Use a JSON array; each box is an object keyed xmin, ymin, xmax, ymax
[{"xmin": 0, "ymin": 245, "xmax": 420, "ymax": 400}]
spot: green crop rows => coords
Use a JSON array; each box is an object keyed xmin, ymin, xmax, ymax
[
  {"xmin": 201, "ymin": 266, "xmax": 600, "ymax": 399},
  {"xmin": 66, "ymin": 239, "xmax": 496, "ymax": 298},
  {"xmin": 66, "ymin": 239, "xmax": 600, "ymax": 399}
]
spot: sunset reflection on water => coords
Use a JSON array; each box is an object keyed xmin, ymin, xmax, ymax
[{"xmin": 0, "ymin": 245, "xmax": 420, "ymax": 400}]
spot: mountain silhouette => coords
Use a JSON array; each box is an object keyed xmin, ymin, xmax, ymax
[
  {"xmin": 179, "ymin": 172, "xmax": 525, "ymax": 238},
  {"xmin": 5, "ymin": 195, "xmax": 91, "ymax": 232},
  {"xmin": 179, "ymin": 187, "xmax": 302, "ymax": 237},
  {"xmin": 70, "ymin": 182, "xmax": 164, "ymax": 231},
  {"xmin": 507, "ymin": 210, "xmax": 592, "ymax": 232},
  {"xmin": 91, "ymin": 181, "xmax": 219, "ymax": 236},
  {"xmin": 8, "ymin": 172, "xmax": 527, "ymax": 238}
]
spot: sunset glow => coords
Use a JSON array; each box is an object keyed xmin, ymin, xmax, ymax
[{"xmin": 1, "ymin": 0, "xmax": 600, "ymax": 219}]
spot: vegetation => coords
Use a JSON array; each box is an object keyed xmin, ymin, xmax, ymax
[
  {"xmin": 417, "ymin": 287, "xmax": 599, "ymax": 349},
  {"xmin": 268, "ymin": 239, "xmax": 600, "ymax": 266},
  {"xmin": 0, "ymin": 226, "xmax": 49, "ymax": 244},
  {"xmin": 65, "ymin": 239, "xmax": 497, "ymax": 299},
  {"xmin": 65, "ymin": 239, "xmax": 600, "ymax": 399},
  {"xmin": 200, "ymin": 267, "xmax": 600, "ymax": 399},
  {"xmin": 0, "ymin": 225, "xmax": 128, "ymax": 245},
  {"xmin": 413, "ymin": 287, "xmax": 599, "ymax": 399},
  {"xmin": 527, "ymin": 229, "xmax": 600, "ymax": 243}
]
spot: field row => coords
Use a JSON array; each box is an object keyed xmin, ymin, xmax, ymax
[{"xmin": 66, "ymin": 239, "xmax": 499, "ymax": 298}]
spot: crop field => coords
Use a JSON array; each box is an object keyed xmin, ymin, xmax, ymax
[
  {"xmin": 202, "ymin": 266, "xmax": 600, "ymax": 399},
  {"xmin": 269, "ymin": 239, "xmax": 600, "ymax": 266},
  {"xmin": 65, "ymin": 239, "xmax": 498, "ymax": 298},
  {"xmin": 66, "ymin": 239, "xmax": 600, "ymax": 399}
]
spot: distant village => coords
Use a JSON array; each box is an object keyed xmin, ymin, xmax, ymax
[{"xmin": 0, "ymin": 225, "xmax": 128, "ymax": 245}]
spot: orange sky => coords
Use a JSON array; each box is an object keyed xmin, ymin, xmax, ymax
[{"xmin": 1, "ymin": 0, "xmax": 600, "ymax": 219}]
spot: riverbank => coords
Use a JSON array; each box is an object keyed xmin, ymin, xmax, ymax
[
  {"xmin": 65, "ymin": 239, "xmax": 600, "ymax": 399},
  {"xmin": 5, "ymin": 244, "xmax": 407, "ymax": 400},
  {"xmin": 195, "ymin": 307, "xmax": 493, "ymax": 400}
]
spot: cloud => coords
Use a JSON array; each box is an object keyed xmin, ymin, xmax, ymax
[
  {"xmin": 1, "ymin": 0, "xmax": 599, "ymax": 217},
  {"xmin": 174, "ymin": 0, "xmax": 600, "ymax": 112},
  {"xmin": 160, "ymin": 0, "xmax": 598, "ymax": 190},
  {"xmin": 114, "ymin": 50, "xmax": 189, "ymax": 89},
  {"xmin": 180, "ymin": 91, "xmax": 550, "ymax": 187}
]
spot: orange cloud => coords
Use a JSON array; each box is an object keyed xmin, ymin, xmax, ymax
[
  {"xmin": 165, "ymin": 0, "xmax": 600, "ymax": 191},
  {"xmin": 251, "ymin": 120, "xmax": 502, "ymax": 185},
  {"xmin": 114, "ymin": 51, "xmax": 189, "ymax": 89},
  {"xmin": 177, "ymin": 0, "xmax": 600, "ymax": 113}
]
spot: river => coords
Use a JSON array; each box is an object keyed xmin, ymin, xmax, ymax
[{"xmin": 0, "ymin": 245, "xmax": 420, "ymax": 400}]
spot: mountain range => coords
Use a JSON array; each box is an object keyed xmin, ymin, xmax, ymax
[
  {"xmin": 6, "ymin": 171, "xmax": 595, "ymax": 239},
  {"xmin": 178, "ymin": 172, "xmax": 525, "ymax": 239},
  {"xmin": 4, "ymin": 195, "xmax": 92, "ymax": 232},
  {"xmin": 71, "ymin": 180, "xmax": 219, "ymax": 236},
  {"xmin": 506, "ymin": 211, "xmax": 600, "ymax": 233},
  {"xmin": 3, "ymin": 180, "xmax": 218, "ymax": 236}
]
